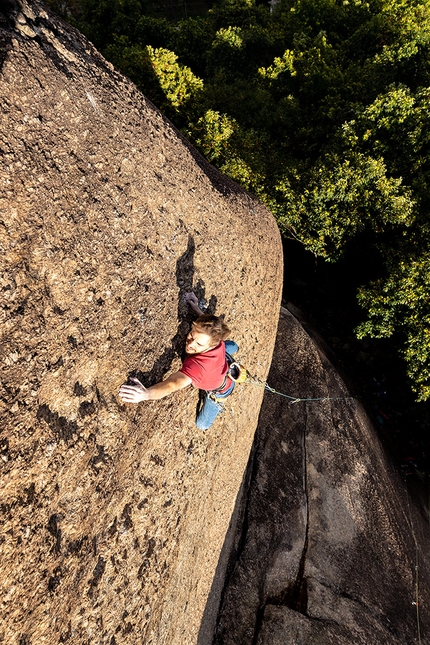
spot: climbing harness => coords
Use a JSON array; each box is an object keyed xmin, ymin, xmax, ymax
[{"xmin": 207, "ymin": 360, "xmax": 247, "ymax": 402}]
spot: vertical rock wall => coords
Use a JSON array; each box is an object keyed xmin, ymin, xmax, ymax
[
  {"xmin": 214, "ymin": 307, "xmax": 430, "ymax": 645},
  {"xmin": 0, "ymin": 2, "xmax": 283, "ymax": 644}
]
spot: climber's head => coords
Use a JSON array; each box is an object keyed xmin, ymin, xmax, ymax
[{"xmin": 185, "ymin": 315, "xmax": 230, "ymax": 354}]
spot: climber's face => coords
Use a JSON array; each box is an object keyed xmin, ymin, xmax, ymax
[{"xmin": 185, "ymin": 329, "xmax": 216, "ymax": 355}]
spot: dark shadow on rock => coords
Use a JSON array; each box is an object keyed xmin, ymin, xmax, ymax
[
  {"xmin": 37, "ymin": 403, "xmax": 79, "ymax": 443},
  {"xmin": 0, "ymin": 1, "xmax": 15, "ymax": 71},
  {"xmin": 129, "ymin": 235, "xmax": 217, "ymax": 388},
  {"xmin": 197, "ymin": 448, "xmax": 255, "ymax": 645}
]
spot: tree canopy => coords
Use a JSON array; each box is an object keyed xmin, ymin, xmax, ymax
[{"xmin": 52, "ymin": 0, "xmax": 430, "ymax": 400}]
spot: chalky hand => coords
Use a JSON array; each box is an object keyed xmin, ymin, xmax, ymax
[{"xmin": 119, "ymin": 377, "xmax": 149, "ymax": 403}]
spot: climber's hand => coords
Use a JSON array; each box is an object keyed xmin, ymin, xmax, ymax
[
  {"xmin": 184, "ymin": 292, "xmax": 204, "ymax": 315},
  {"xmin": 184, "ymin": 292, "xmax": 198, "ymax": 308},
  {"xmin": 119, "ymin": 377, "xmax": 149, "ymax": 403}
]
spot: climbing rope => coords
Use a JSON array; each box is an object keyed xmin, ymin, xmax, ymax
[
  {"xmin": 245, "ymin": 362, "xmax": 420, "ymax": 644},
  {"xmin": 404, "ymin": 477, "xmax": 422, "ymax": 645},
  {"xmin": 229, "ymin": 359, "xmax": 354, "ymax": 404},
  {"xmin": 246, "ymin": 375, "xmax": 355, "ymax": 405}
]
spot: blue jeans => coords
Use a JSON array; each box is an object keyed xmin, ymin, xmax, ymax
[{"xmin": 196, "ymin": 340, "xmax": 239, "ymax": 431}]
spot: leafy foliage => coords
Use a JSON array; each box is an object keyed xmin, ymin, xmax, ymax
[
  {"xmin": 57, "ymin": 0, "xmax": 430, "ymax": 399},
  {"xmin": 146, "ymin": 46, "xmax": 203, "ymax": 109},
  {"xmin": 356, "ymin": 252, "xmax": 430, "ymax": 401}
]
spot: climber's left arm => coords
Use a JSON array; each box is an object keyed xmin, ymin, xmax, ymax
[{"xmin": 119, "ymin": 371, "xmax": 192, "ymax": 403}]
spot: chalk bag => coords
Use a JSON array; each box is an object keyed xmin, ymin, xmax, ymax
[{"xmin": 228, "ymin": 362, "xmax": 247, "ymax": 383}]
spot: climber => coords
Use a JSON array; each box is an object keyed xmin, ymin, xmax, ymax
[{"xmin": 118, "ymin": 292, "xmax": 238, "ymax": 430}]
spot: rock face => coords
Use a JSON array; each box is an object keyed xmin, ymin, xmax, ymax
[
  {"xmin": 214, "ymin": 307, "xmax": 430, "ymax": 645},
  {"xmin": 0, "ymin": 2, "xmax": 283, "ymax": 644}
]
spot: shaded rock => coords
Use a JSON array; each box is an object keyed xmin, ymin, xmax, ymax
[
  {"xmin": 214, "ymin": 307, "xmax": 430, "ymax": 644},
  {"xmin": 0, "ymin": 2, "xmax": 283, "ymax": 644}
]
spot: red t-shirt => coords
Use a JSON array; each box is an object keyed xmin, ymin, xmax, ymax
[{"xmin": 180, "ymin": 341, "xmax": 228, "ymax": 390}]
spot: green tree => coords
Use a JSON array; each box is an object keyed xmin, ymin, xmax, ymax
[
  {"xmin": 56, "ymin": 0, "xmax": 430, "ymax": 399},
  {"xmin": 356, "ymin": 253, "xmax": 430, "ymax": 401}
]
